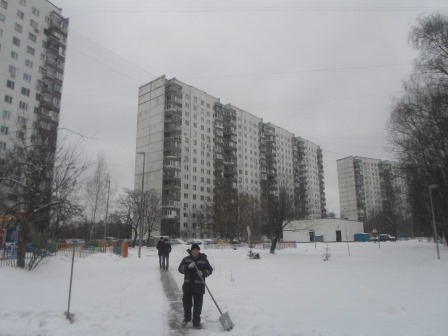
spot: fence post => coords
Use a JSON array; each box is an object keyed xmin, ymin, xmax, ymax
[{"xmin": 65, "ymin": 242, "xmax": 76, "ymax": 323}]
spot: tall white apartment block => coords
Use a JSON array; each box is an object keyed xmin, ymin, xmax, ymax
[
  {"xmin": 136, "ymin": 76, "xmax": 326, "ymax": 238},
  {"xmin": 0, "ymin": 0, "xmax": 68, "ymax": 205},
  {"xmin": 337, "ymin": 156, "xmax": 410, "ymax": 222},
  {"xmin": 0, "ymin": 0, "xmax": 68, "ymax": 156},
  {"xmin": 294, "ymin": 137, "xmax": 326, "ymax": 219}
]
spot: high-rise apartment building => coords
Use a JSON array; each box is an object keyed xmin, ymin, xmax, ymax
[
  {"xmin": 0, "ymin": 0, "xmax": 68, "ymax": 161},
  {"xmin": 337, "ymin": 156, "xmax": 410, "ymax": 223},
  {"xmin": 135, "ymin": 76, "xmax": 326, "ymax": 238}
]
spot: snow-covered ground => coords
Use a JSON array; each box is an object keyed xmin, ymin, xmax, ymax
[{"xmin": 0, "ymin": 240, "xmax": 447, "ymax": 336}]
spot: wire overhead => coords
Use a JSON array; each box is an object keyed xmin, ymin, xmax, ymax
[{"xmin": 64, "ymin": 5, "xmax": 448, "ymax": 13}]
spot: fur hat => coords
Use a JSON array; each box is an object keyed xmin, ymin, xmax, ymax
[{"xmin": 191, "ymin": 243, "xmax": 200, "ymax": 251}]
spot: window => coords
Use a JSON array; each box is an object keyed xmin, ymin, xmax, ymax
[
  {"xmin": 25, "ymin": 59, "xmax": 33, "ymax": 68},
  {"xmin": 17, "ymin": 10, "xmax": 24, "ymax": 20},
  {"xmin": 0, "ymin": 125, "xmax": 8, "ymax": 135},
  {"xmin": 11, "ymin": 51, "xmax": 18, "ymax": 60},
  {"xmin": 18, "ymin": 116, "xmax": 27, "ymax": 125},
  {"xmin": 19, "ymin": 101, "xmax": 28, "ymax": 110},
  {"xmin": 0, "ymin": 141, "xmax": 6, "ymax": 150},
  {"xmin": 30, "ymin": 19, "xmax": 38, "ymax": 29},
  {"xmin": 6, "ymin": 80, "xmax": 14, "ymax": 89},
  {"xmin": 4, "ymin": 95, "xmax": 12, "ymax": 104},
  {"xmin": 19, "ymin": 0, "xmax": 26, "ymax": 5},
  {"xmin": 27, "ymin": 46, "xmax": 35, "ymax": 56},
  {"xmin": 2, "ymin": 110, "xmax": 11, "ymax": 119},
  {"xmin": 15, "ymin": 23, "xmax": 23, "ymax": 33},
  {"xmin": 21, "ymin": 87, "xmax": 30, "ymax": 96},
  {"xmin": 9, "ymin": 65, "xmax": 16, "ymax": 76},
  {"xmin": 32, "ymin": 7, "xmax": 40, "ymax": 17},
  {"xmin": 28, "ymin": 32, "xmax": 36, "ymax": 42},
  {"xmin": 0, "ymin": 1, "xmax": 7, "ymax": 9},
  {"xmin": 23, "ymin": 73, "xmax": 31, "ymax": 81}
]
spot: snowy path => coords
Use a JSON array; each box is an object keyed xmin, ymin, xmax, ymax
[{"xmin": 160, "ymin": 269, "xmax": 188, "ymax": 336}]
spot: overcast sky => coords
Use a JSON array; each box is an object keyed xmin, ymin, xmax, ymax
[{"xmin": 52, "ymin": 0, "xmax": 446, "ymax": 215}]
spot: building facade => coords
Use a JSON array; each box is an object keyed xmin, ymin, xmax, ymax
[
  {"xmin": 135, "ymin": 76, "xmax": 326, "ymax": 238},
  {"xmin": 337, "ymin": 156, "xmax": 410, "ymax": 224},
  {"xmin": 0, "ymin": 0, "xmax": 68, "ymax": 205}
]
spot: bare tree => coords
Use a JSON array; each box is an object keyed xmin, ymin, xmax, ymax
[
  {"xmin": 264, "ymin": 181, "xmax": 296, "ymax": 254},
  {"xmin": 116, "ymin": 188, "xmax": 161, "ymax": 246},
  {"xmin": 387, "ymin": 12, "xmax": 448, "ymax": 241},
  {"xmin": 143, "ymin": 189, "xmax": 162, "ymax": 243},
  {"xmin": 0, "ymin": 129, "xmax": 89, "ymax": 269},
  {"xmin": 410, "ymin": 12, "xmax": 448, "ymax": 84},
  {"xmin": 84, "ymin": 153, "xmax": 109, "ymax": 241},
  {"xmin": 49, "ymin": 133, "xmax": 89, "ymax": 238}
]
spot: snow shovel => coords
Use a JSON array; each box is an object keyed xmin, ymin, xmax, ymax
[{"xmin": 194, "ymin": 263, "xmax": 234, "ymax": 331}]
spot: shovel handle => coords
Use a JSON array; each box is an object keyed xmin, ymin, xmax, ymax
[{"xmin": 194, "ymin": 262, "xmax": 224, "ymax": 316}]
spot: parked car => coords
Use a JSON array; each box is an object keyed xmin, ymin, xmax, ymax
[
  {"xmin": 231, "ymin": 239, "xmax": 242, "ymax": 245},
  {"xmin": 66, "ymin": 239, "xmax": 84, "ymax": 244},
  {"xmin": 170, "ymin": 239, "xmax": 186, "ymax": 245},
  {"xmin": 186, "ymin": 239, "xmax": 202, "ymax": 245},
  {"xmin": 378, "ymin": 234, "xmax": 396, "ymax": 242}
]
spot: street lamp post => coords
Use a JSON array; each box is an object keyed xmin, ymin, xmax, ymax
[
  {"xmin": 137, "ymin": 152, "xmax": 146, "ymax": 258},
  {"xmin": 103, "ymin": 179, "xmax": 111, "ymax": 243},
  {"xmin": 429, "ymin": 184, "xmax": 441, "ymax": 260}
]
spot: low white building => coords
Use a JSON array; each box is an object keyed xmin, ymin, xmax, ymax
[{"xmin": 283, "ymin": 219, "xmax": 364, "ymax": 242}]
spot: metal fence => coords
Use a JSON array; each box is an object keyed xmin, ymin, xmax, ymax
[
  {"xmin": 0, "ymin": 243, "xmax": 33, "ymax": 268},
  {"xmin": 202, "ymin": 241, "xmax": 297, "ymax": 250},
  {"xmin": 0, "ymin": 243, "xmax": 116, "ymax": 268}
]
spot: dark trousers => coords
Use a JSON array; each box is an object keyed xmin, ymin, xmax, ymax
[
  {"xmin": 158, "ymin": 255, "xmax": 162, "ymax": 269},
  {"xmin": 161, "ymin": 254, "xmax": 169, "ymax": 270},
  {"xmin": 182, "ymin": 292, "xmax": 204, "ymax": 324}
]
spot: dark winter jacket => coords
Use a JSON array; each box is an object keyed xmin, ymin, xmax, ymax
[
  {"xmin": 178, "ymin": 251, "xmax": 213, "ymax": 294},
  {"xmin": 160, "ymin": 241, "xmax": 172, "ymax": 256},
  {"xmin": 156, "ymin": 240, "xmax": 164, "ymax": 256}
]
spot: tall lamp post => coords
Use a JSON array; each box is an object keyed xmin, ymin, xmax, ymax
[
  {"xmin": 137, "ymin": 152, "xmax": 146, "ymax": 258},
  {"xmin": 103, "ymin": 179, "xmax": 111, "ymax": 243},
  {"xmin": 429, "ymin": 184, "xmax": 440, "ymax": 260}
]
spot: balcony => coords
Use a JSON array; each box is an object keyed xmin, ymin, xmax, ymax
[
  {"xmin": 214, "ymin": 120, "xmax": 224, "ymax": 129},
  {"xmin": 165, "ymin": 103, "xmax": 182, "ymax": 113},
  {"xmin": 36, "ymin": 109, "xmax": 59, "ymax": 124},
  {"xmin": 41, "ymin": 84, "xmax": 61, "ymax": 99},
  {"xmin": 46, "ymin": 41, "xmax": 65, "ymax": 59},
  {"xmin": 43, "ymin": 70, "xmax": 63, "ymax": 86},
  {"xmin": 44, "ymin": 58, "xmax": 64, "ymax": 71},
  {"xmin": 164, "ymin": 123, "xmax": 182, "ymax": 132},
  {"xmin": 223, "ymin": 156, "xmax": 237, "ymax": 165},
  {"xmin": 49, "ymin": 11, "xmax": 69, "ymax": 35},
  {"xmin": 40, "ymin": 96, "xmax": 60, "ymax": 111},
  {"xmin": 166, "ymin": 95, "xmax": 182, "ymax": 106}
]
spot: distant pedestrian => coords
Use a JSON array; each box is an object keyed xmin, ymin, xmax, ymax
[
  {"xmin": 156, "ymin": 237, "xmax": 164, "ymax": 269},
  {"xmin": 161, "ymin": 238, "xmax": 172, "ymax": 270},
  {"xmin": 178, "ymin": 243, "xmax": 213, "ymax": 329}
]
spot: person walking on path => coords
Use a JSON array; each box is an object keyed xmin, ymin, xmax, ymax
[
  {"xmin": 161, "ymin": 238, "xmax": 172, "ymax": 270},
  {"xmin": 178, "ymin": 243, "xmax": 213, "ymax": 329},
  {"xmin": 156, "ymin": 237, "xmax": 164, "ymax": 269}
]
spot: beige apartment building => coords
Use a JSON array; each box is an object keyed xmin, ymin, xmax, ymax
[
  {"xmin": 337, "ymin": 156, "xmax": 410, "ymax": 224},
  {"xmin": 135, "ymin": 76, "xmax": 326, "ymax": 238},
  {"xmin": 0, "ymin": 0, "xmax": 68, "ymax": 203}
]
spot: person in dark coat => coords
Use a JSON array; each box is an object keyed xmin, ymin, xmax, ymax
[
  {"xmin": 156, "ymin": 237, "xmax": 164, "ymax": 269},
  {"xmin": 161, "ymin": 238, "xmax": 172, "ymax": 270},
  {"xmin": 178, "ymin": 243, "xmax": 213, "ymax": 329}
]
